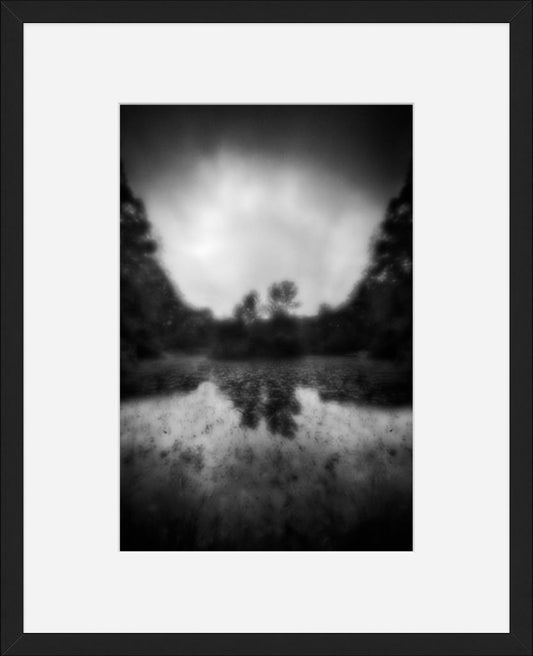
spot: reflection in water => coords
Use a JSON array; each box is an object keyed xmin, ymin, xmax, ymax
[
  {"xmin": 122, "ymin": 353, "xmax": 411, "ymax": 430},
  {"xmin": 264, "ymin": 379, "xmax": 301, "ymax": 438},
  {"xmin": 121, "ymin": 355, "xmax": 412, "ymax": 550},
  {"xmin": 217, "ymin": 370, "xmax": 301, "ymax": 438}
]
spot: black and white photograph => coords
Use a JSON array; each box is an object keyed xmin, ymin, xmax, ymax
[
  {"xmin": 120, "ymin": 105, "xmax": 413, "ymax": 551},
  {"xmin": 3, "ymin": 2, "xmax": 529, "ymax": 652}
]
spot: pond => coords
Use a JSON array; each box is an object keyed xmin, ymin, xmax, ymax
[{"xmin": 121, "ymin": 355, "xmax": 412, "ymax": 550}]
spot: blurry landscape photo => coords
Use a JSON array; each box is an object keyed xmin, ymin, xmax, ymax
[{"xmin": 121, "ymin": 105, "xmax": 412, "ymax": 550}]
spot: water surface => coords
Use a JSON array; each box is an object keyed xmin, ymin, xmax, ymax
[{"xmin": 121, "ymin": 355, "xmax": 412, "ymax": 550}]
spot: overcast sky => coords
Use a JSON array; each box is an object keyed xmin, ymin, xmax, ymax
[{"xmin": 121, "ymin": 105, "xmax": 411, "ymax": 318}]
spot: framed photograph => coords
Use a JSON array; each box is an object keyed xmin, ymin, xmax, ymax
[
  {"xmin": 119, "ymin": 103, "xmax": 413, "ymax": 552},
  {"xmin": 1, "ymin": 1, "xmax": 531, "ymax": 655}
]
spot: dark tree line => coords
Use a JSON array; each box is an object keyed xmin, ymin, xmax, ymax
[
  {"xmin": 120, "ymin": 168, "xmax": 214, "ymax": 377},
  {"xmin": 307, "ymin": 164, "xmax": 412, "ymax": 363},
  {"xmin": 121, "ymin": 164, "xmax": 412, "ymax": 371}
]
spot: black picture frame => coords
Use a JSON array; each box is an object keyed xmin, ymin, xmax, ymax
[{"xmin": 1, "ymin": 1, "xmax": 531, "ymax": 654}]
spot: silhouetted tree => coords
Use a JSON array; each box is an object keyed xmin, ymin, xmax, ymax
[
  {"xmin": 348, "ymin": 165, "xmax": 412, "ymax": 362},
  {"xmin": 121, "ymin": 166, "xmax": 175, "ymax": 363},
  {"xmin": 267, "ymin": 280, "xmax": 300, "ymax": 317},
  {"xmin": 233, "ymin": 290, "xmax": 260, "ymax": 324},
  {"xmin": 120, "ymin": 166, "xmax": 215, "ymax": 386}
]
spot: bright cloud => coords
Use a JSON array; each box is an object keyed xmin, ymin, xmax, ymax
[{"xmin": 143, "ymin": 149, "xmax": 385, "ymax": 317}]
